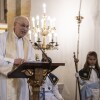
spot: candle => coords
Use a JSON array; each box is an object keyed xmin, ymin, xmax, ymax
[
  {"xmin": 28, "ymin": 30, "xmax": 32, "ymax": 40},
  {"xmin": 36, "ymin": 16, "xmax": 39, "ymax": 26},
  {"xmin": 43, "ymin": 3, "xmax": 46, "ymax": 14},
  {"xmin": 50, "ymin": 19, "xmax": 53, "ymax": 28},
  {"xmin": 34, "ymin": 33, "xmax": 37, "ymax": 42},
  {"xmin": 52, "ymin": 17, "xmax": 56, "ymax": 28},
  {"xmin": 48, "ymin": 33, "xmax": 52, "ymax": 42},
  {"xmin": 32, "ymin": 17, "xmax": 35, "ymax": 27},
  {"xmin": 47, "ymin": 16, "xmax": 51, "ymax": 27},
  {"xmin": 54, "ymin": 33, "xmax": 57, "ymax": 42},
  {"xmin": 41, "ymin": 19, "xmax": 44, "ymax": 28}
]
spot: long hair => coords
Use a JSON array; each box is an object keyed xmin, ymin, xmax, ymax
[{"xmin": 84, "ymin": 51, "xmax": 100, "ymax": 70}]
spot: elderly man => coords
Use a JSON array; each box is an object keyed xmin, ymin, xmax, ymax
[{"xmin": 0, "ymin": 16, "xmax": 34, "ymax": 100}]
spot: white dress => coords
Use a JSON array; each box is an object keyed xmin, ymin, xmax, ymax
[
  {"xmin": 80, "ymin": 66, "xmax": 100, "ymax": 100},
  {"xmin": 40, "ymin": 75, "xmax": 64, "ymax": 100},
  {"xmin": 0, "ymin": 32, "xmax": 34, "ymax": 100}
]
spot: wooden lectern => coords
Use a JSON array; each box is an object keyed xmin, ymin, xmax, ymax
[{"xmin": 7, "ymin": 61, "xmax": 65, "ymax": 100}]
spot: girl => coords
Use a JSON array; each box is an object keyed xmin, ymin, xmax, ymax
[
  {"xmin": 76, "ymin": 51, "xmax": 100, "ymax": 100},
  {"xmin": 40, "ymin": 73, "xmax": 64, "ymax": 100}
]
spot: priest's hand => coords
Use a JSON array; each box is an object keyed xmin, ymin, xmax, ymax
[{"xmin": 14, "ymin": 58, "xmax": 25, "ymax": 66}]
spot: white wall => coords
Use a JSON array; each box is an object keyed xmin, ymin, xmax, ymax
[
  {"xmin": 95, "ymin": 0, "xmax": 100, "ymax": 60},
  {"xmin": 30, "ymin": 0, "xmax": 99, "ymax": 100}
]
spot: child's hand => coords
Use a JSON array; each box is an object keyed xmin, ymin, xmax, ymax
[
  {"xmin": 75, "ymin": 72, "xmax": 86, "ymax": 85},
  {"xmin": 74, "ymin": 58, "xmax": 79, "ymax": 63}
]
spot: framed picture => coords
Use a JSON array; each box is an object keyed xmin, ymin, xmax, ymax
[{"xmin": 0, "ymin": 0, "xmax": 7, "ymax": 23}]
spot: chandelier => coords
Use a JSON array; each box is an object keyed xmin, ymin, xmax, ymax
[{"xmin": 29, "ymin": 3, "xmax": 58, "ymax": 51}]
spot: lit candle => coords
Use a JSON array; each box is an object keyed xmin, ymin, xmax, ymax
[
  {"xmin": 43, "ymin": 3, "xmax": 46, "ymax": 14},
  {"xmin": 34, "ymin": 33, "xmax": 37, "ymax": 42},
  {"xmin": 48, "ymin": 33, "xmax": 52, "ymax": 42},
  {"xmin": 37, "ymin": 28, "xmax": 40, "ymax": 33},
  {"xmin": 32, "ymin": 17, "xmax": 35, "ymax": 27},
  {"xmin": 28, "ymin": 30, "xmax": 32, "ymax": 40},
  {"xmin": 36, "ymin": 15, "xmax": 39, "ymax": 26},
  {"xmin": 52, "ymin": 17, "xmax": 56, "ymax": 28},
  {"xmin": 54, "ymin": 33, "xmax": 57, "ymax": 42},
  {"xmin": 50, "ymin": 19, "xmax": 53, "ymax": 28},
  {"xmin": 41, "ymin": 19, "xmax": 44, "ymax": 28},
  {"xmin": 47, "ymin": 16, "xmax": 51, "ymax": 27}
]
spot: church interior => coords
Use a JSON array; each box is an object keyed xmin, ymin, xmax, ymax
[{"xmin": 0, "ymin": 0, "xmax": 100, "ymax": 100}]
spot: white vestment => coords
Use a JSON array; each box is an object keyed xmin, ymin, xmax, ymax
[{"xmin": 0, "ymin": 32, "xmax": 34, "ymax": 100}]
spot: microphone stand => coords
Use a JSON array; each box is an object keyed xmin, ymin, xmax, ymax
[
  {"xmin": 34, "ymin": 43, "xmax": 52, "ymax": 73},
  {"xmin": 34, "ymin": 43, "xmax": 52, "ymax": 100}
]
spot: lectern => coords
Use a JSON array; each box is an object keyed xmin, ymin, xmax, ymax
[{"xmin": 7, "ymin": 61, "xmax": 65, "ymax": 100}]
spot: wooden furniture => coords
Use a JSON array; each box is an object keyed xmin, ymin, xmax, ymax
[{"xmin": 8, "ymin": 61, "xmax": 65, "ymax": 100}]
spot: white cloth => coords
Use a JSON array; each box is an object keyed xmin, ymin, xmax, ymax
[
  {"xmin": 92, "ymin": 89, "xmax": 100, "ymax": 100},
  {"xmin": 16, "ymin": 37, "xmax": 24, "ymax": 59},
  {"xmin": 0, "ymin": 32, "xmax": 34, "ymax": 100},
  {"xmin": 80, "ymin": 66, "xmax": 100, "ymax": 100},
  {"xmin": 40, "ymin": 76, "xmax": 64, "ymax": 100},
  {"xmin": 78, "ymin": 66, "xmax": 100, "ymax": 85},
  {"xmin": 86, "ymin": 66, "xmax": 99, "ymax": 84}
]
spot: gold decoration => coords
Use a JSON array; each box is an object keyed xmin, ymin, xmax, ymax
[{"xmin": 29, "ymin": 3, "xmax": 58, "ymax": 50}]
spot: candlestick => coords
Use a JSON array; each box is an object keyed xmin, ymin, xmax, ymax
[{"xmin": 31, "ymin": 3, "xmax": 58, "ymax": 50}]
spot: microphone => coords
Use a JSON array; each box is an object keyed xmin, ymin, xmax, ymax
[{"xmin": 34, "ymin": 43, "xmax": 52, "ymax": 64}]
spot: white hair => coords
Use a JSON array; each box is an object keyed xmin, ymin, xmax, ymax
[{"xmin": 14, "ymin": 16, "xmax": 29, "ymax": 24}]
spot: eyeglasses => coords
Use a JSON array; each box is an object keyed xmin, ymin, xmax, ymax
[{"xmin": 16, "ymin": 22, "xmax": 29, "ymax": 29}]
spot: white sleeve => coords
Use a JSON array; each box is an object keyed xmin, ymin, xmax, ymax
[
  {"xmin": 0, "ymin": 55, "xmax": 14, "ymax": 76},
  {"xmin": 4, "ymin": 57, "xmax": 14, "ymax": 63},
  {"xmin": 0, "ymin": 63, "xmax": 13, "ymax": 76},
  {"xmin": 78, "ymin": 77, "xmax": 86, "ymax": 85},
  {"xmin": 52, "ymin": 84, "xmax": 64, "ymax": 100},
  {"xmin": 75, "ymin": 72, "xmax": 86, "ymax": 85},
  {"xmin": 0, "ymin": 33, "xmax": 14, "ymax": 76}
]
